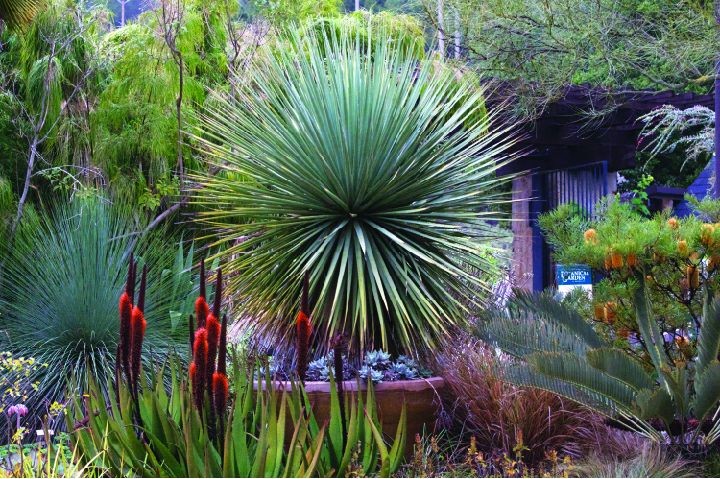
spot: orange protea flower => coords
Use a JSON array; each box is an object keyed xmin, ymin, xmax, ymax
[
  {"xmin": 205, "ymin": 314, "xmax": 221, "ymax": 392},
  {"xmin": 677, "ymin": 240, "xmax": 688, "ymax": 256},
  {"xmin": 296, "ymin": 311, "xmax": 311, "ymax": 381},
  {"xmin": 583, "ymin": 228, "xmax": 598, "ymax": 244},
  {"xmin": 667, "ymin": 217, "xmax": 679, "ymax": 229},
  {"xmin": 593, "ymin": 304, "xmax": 606, "ymax": 321},
  {"xmin": 212, "ymin": 372, "xmax": 229, "ymax": 418},
  {"xmin": 701, "ymin": 224, "xmax": 715, "ymax": 247},
  {"xmin": 610, "ymin": 251, "xmax": 623, "ymax": 269}
]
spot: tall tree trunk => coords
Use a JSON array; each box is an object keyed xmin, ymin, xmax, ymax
[
  {"xmin": 355, "ymin": 0, "xmax": 360, "ymax": 11},
  {"xmin": 176, "ymin": 52, "xmax": 184, "ymax": 185},
  {"xmin": 120, "ymin": 0, "xmax": 126, "ymax": 26},
  {"xmin": 437, "ymin": 0, "xmax": 445, "ymax": 57}
]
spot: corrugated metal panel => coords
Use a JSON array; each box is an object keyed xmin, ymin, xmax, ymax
[{"xmin": 531, "ymin": 161, "xmax": 608, "ymax": 290}]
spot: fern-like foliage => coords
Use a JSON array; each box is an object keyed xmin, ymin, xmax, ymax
[{"xmin": 479, "ymin": 274, "xmax": 720, "ymax": 446}]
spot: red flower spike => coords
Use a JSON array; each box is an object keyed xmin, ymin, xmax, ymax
[
  {"xmin": 296, "ymin": 311, "xmax": 311, "ymax": 381},
  {"xmin": 130, "ymin": 306, "xmax": 147, "ymax": 395},
  {"xmin": 205, "ymin": 314, "xmax": 221, "ymax": 393},
  {"xmin": 212, "ymin": 372, "xmax": 229, "ymax": 418},
  {"xmin": 213, "ymin": 269, "xmax": 222, "ymax": 319},
  {"xmin": 195, "ymin": 297, "xmax": 209, "ymax": 329},
  {"xmin": 189, "ymin": 361, "xmax": 197, "ymax": 386},
  {"xmin": 192, "ymin": 328, "xmax": 209, "ymax": 411},
  {"xmin": 199, "ymin": 259, "xmax": 206, "ymax": 299},
  {"xmin": 137, "ymin": 264, "xmax": 147, "ymax": 312},
  {"xmin": 217, "ymin": 314, "xmax": 227, "ymax": 376},
  {"xmin": 119, "ymin": 291, "xmax": 133, "ymax": 381}
]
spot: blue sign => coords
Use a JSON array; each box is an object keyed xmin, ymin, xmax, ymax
[{"xmin": 556, "ymin": 264, "xmax": 592, "ymax": 287}]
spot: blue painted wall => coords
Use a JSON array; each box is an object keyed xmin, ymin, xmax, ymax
[{"xmin": 675, "ymin": 156, "xmax": 715, "ymax": 217}]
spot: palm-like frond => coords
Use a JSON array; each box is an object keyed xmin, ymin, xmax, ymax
[
  {"xmin": 0, "ymin": 197, "xmax": 193, "ymax": 433},
  {"xmin": 477, "ymin": 306, "xmax": 595, "ymax": 358},
  {"xmin": 697, "ymin": 298, "xmax": 720, "ymax": 373},
  {"xmin": 510, "ymin": 289, "xmax": 603, "ymax": 348},
  {"xmin": 526, "ymin": 352, "xmax": 639, "ymax": 412},
  {"xmin": 191, "ymin": 26, "xmax": 518, "ymax": 353},
  {"xmin": 586, "ymin": 348, "xmax": 655, "ymax": 391},
  {"xmin": 0, "ymin": 0, "xmax": 44, "ymax": 28}
]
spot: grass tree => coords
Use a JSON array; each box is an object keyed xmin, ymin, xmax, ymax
[
  {"xmin": 192, "ymin": 26, "xmax": 517, "ymax": 354},
  {"xmin": 0, "ymin": 197, "xmax": 194, "ymax": 434}
]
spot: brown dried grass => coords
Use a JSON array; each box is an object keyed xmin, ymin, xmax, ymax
[{"xmin": 437, "ymin": 334, "xmax": 634, "ymax": 464}]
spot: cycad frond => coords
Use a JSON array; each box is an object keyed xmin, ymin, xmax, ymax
[
  {"xmin": 527, "ymin": 352, "xmax": 639, "ymax": 411},
  {"xmin": 698, "ymin": 299, "xmax": 720, "ymax": 373},
  {"xmin": 691, "ymin": 362, "xmax": 720, "ymax": 422},
  {"xmin": 586, "ymin": 348, "xmax": 655, "ymax": 391},
  {"xmin": 510, "ymin": 289, "xmax": 603, "ymax": 348},
  {"xmin": 478, "ymin": 307, "xmax": 594, "ymax": 358}
]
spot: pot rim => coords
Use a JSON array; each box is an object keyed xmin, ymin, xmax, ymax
[{"xmin": 255, "ymin": 376, "xmax": 445, "ymax": 393}]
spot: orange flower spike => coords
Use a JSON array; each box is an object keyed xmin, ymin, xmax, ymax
[
  {"xmin": 626, "ymin": 253, "xmax": 637, "ymax": 268},
  {"xmin": 583, "ymin": 228, "xmax": 598, "ymax": 244},
  {"xmin": 205, "ymin": 314, "xmax": 221, "ymax": 392},
  {"xmin": 195, "ymin": 259, "xmax": 209, "ymax": 328},
  {"xmin": 604, "ymin": 302, "xmax": 617, "ymax": 324},
  {"xmin": 129, "ymin": 306, "xmax": 147, "ymax": 395},
  {"xmin": 677, "ymin": 240, "xmax": 688, "ymax": 256},
  {"xmin": 296, "ymin": 272, "xmax": 312, "ymax": 381},
  {"xmin": 119, "ymin": 291, "xmax": 133, "ymax": 381},
  {"xmin": 296, "ymin": 311, "xmax": 311, "ymax": 381},
  {"xmin": 593, "ymin": 304, "xmax": 606, "ymax": 321},
  {"xmin": 212, "ymin": 372, "xmax": 229, "ymax": 417},
  {"xmin": 610, "ymin": 250, "xmax": 623, "ymax": 269},
  {"xmin": 604, "ymin": 254, "xmax": 612, "ymax": 270},
  {"xmin": 195, "ymin": 297, "xmax": 209, "ymax": 329},
  {"xmin": 192, "ymin": 328, "xmax": 209, "ymax": 410},
  {"xmin": 189, "ymin": 361, "xmax": 197, "ymax": 387},
  {"xmin": 667, "ymin": 217, "xmax": 679, "ymax": 229},
  {"xmin": 700, "ymin": 223, "xmax": 715, "ymax": 247}
]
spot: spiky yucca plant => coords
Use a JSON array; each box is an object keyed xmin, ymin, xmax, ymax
[
  {"xmin": 0, "ymin": 197, "xmax": 193, "ymax": 434},
  {"xmin": 192, "ymin": 26, "xmax": 517, "ymax": 353},
  {"xmin": 0, "ymin": 0, "xmax": 44, "ymax": 28}
]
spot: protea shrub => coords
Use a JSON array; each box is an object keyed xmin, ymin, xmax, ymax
[{"xmin": 192, "ymin": 25, "xmax": 518, "ymax": 354}]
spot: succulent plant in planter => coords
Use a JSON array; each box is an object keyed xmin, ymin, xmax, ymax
[{"xmin": 192, "ymin": 23, "xmax": 517, "ymax": 355}]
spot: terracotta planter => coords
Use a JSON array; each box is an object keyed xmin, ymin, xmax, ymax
[{"xmin": 264, "ymin": 377, "xmax": 446, "ymax": 450}]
